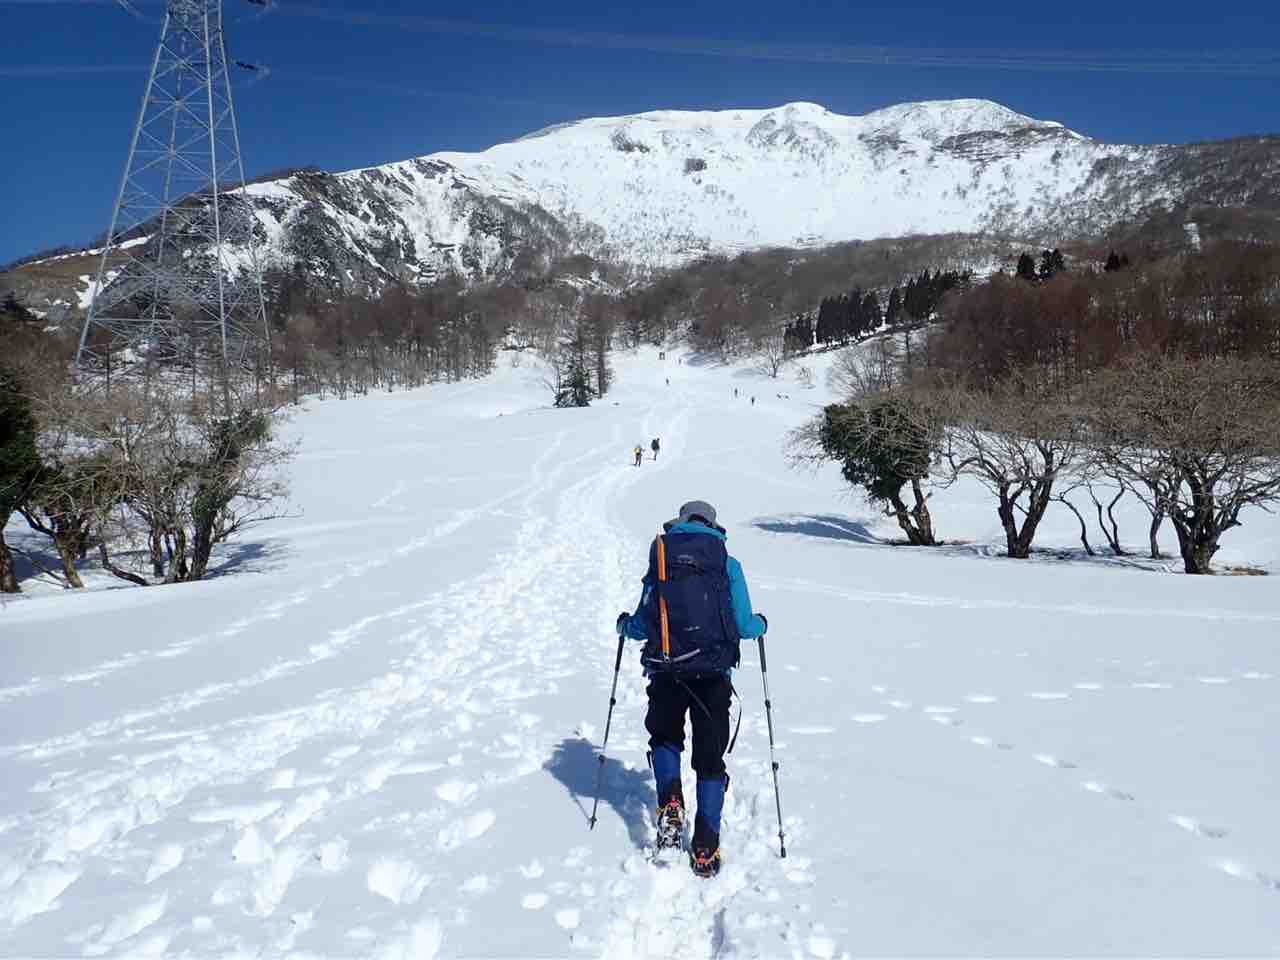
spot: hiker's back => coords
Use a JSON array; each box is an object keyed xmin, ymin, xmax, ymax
[{"xmin": 640, "ymin": 532, "xmax": 738, "ymax": 674}]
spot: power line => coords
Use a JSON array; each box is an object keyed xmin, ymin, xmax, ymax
[
  {"xmin": 0, "ymin": 63, "xmax": 146, "ymax": 76},
  {"xmin": 272, "ymin": 4, "xmax": 1280, "ymax": 77},
  {"xmin": 10, "ymin": 0, "xmax": 1280, "ymax": 77}
]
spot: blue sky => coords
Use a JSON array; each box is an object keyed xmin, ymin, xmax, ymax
[{"xmin": 3, "ymin": 0, "xmax": 1279, "ymax": 266}]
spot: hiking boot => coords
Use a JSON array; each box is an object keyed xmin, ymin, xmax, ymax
[
  {"xmin": 689, "ymin": 844, "xmax": 721, "ymax": 878},
  {"xmin": 655, "ymin": 797, "xmax": 685, "ymax": 849}
]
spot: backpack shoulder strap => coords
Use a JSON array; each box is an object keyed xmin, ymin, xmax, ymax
[{"xmin": 655, "ymin": 534, "xmax": 671, "ymax": 660}]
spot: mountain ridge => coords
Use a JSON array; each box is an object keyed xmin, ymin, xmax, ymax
[{"xmin": 5, "ymin": 98, "xmax": 1280, "ymax": 321}]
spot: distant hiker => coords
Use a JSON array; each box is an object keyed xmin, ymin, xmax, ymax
[
  {"xmin": 615, "ymin": 500, "xmax": 768, "ymax": 878},
  {"xmin": 634, "ymin": 445, "xmax": 644, "ymax": 467},
  {"xmin": 750, "ymin": 396, "xmax": 755, "ymax": 406},
  {"xmin": 651, "ymin": 437, "xmax": 661, "ymax": 460},
  {"xmin": 666, "ymin": 378, "xmax": 670, "ymax": 386},
  {"xmin": 733, "ymin": 388, "xmax": 739, "ymax": 398}
]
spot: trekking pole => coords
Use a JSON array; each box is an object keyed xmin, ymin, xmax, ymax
[
  {"xmin": 757, "ymin": 634, "xmax": 787, "ymax": 858},
  {"xmin": 589, "ymin": 634, "xmax": 627, "ymax": 830}
]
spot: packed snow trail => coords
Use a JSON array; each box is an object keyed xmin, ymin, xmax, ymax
[{"xmin": 4, "ymin": 347, "xmax": 1280, "ymax": 956}]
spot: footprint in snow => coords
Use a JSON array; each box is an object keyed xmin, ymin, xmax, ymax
[
  {"xmin": 852, "ymin": 714, "xmax": 886, "ymax": 724},
  {"xmin": 1033, "ymin": 753, "xmax": 1078, "ymax": 770},
  {"xmin": 366, "ymin": 856, "xmax": 428, "ymax": 905},
  {"xmin": 965, "ymin": 694, "xmax": 997, "ymax": 704},
  {"xmin": 461, "ymin": 874, "xmax": 492, "ymax": 894},
  {"xmin": 1170, "ymin": 815, "xmax": 1228, "ymax": 839},
  {"xmin": 519, "ymin": 860, "xmax": 545, "ymax": 879},
  {"xmin": 1082, "ymin": 780, "xmax": 1134, "ymax": 801},
  {"xmin": 144, "ymin": 844, "xmax": 183, "ymax": 884},
  {"xmin": 436, "ymin": 810, "xmax": 495, "ymax": 851},
  {"xmin": 555, "ymin": 908, "xmax": 581, "ymax": 930},
  {"xmin": 970, "ymin": 736, "xmax": 1015, "ymax": 750},
  {"xmin": 315, "ymin": 837, "xmax": 348, "ymax": 872},
  {"xmin": 521, "ymin": 892, "xmax": 549, "ymax": 910},
  {"xmin": 1218, "ymin": 859, "xmax": 1280, "ymax": 893},
  {"xmin": 1029, "ymin": 691, "xmax": 1070, "ymax": 700},
  {"xmin": 434, "ymin": 780, "xmax": 478, "ymax": 806},
  {"xmin": 86, "ymin": 893, "xmax": 168, "ymax": 952},
  {"xmin": 326, "ymin": 745, "xmax": 362, "ymax": 765},
  {"xmin": 1073, "ymin": 682, "xmax": 1104, "ymax": 691},
  {"xmin": 1197, "ymin": 676, "xmax": 1230, "ymax": 685}
]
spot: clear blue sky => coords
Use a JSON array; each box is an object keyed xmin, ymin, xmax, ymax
[{"xmin": 3, "ymin": 0, "xmax": 1279, "ymax": 266}]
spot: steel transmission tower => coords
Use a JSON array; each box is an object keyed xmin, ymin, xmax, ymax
[{"xmin": 77, "ymin": 0, "xmax": 269, "ymax": 393}]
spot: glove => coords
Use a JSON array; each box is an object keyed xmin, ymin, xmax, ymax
[
  {"xmin": 757, "ymin": 613, "xmax": 768, "ymax": 634},
  {"xmin": 616, "ymin": 612, "xmax": 630, "ymax": 637}
]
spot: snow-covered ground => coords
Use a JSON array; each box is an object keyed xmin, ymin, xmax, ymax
[{"xmin": 3, "ymin": 346, "xmax": 1279, "ymax": 957}]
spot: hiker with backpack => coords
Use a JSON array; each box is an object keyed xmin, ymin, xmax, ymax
[
  {"xmin": 614, "ymin": 500, "xmax": 767, "ymax": 877},
  {"xmin": 651, "ymin": 437, "xmax": 660, "ymax": 460},
  {"xmin": 633, "ymin": 445, "xmax": 644, "ymax": 467}
]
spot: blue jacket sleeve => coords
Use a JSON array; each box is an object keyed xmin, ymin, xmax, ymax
[
  {"xmin": 727, "ymin": 556, "xmax": 766, "ymax": 639},
  {"xmin": 624, "ymin": 581, "xmax": 651, "ymax": 641}
]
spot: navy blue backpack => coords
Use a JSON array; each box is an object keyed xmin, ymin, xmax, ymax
[{"xmin": 639, "ymin": 532, "xmax": 740, "ymax": 674}]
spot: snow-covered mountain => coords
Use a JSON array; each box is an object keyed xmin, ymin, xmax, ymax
[
  {"xmin": 230, "ymin": 97, "xmax": 1279, "ymax": 290},
  {"xmin": 8, "ymin": 98, "xmax": 1280, "ymax": 310}
]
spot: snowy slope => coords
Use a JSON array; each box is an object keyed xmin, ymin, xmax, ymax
[{"xmin": 3, "ymin": 349, "xmax": 1280, "ymax": 957}]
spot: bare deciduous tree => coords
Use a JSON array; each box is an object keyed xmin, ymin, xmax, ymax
[
  {"xmin": 1087, "ymin": 353, "xmax": 1280, "ymax": 574},
  {"xmin": 939, "ymin": 372, "xmax": 1086, "ymax": 559},
  {"xmin": 752, "ymin": 329, "xmax": 790, "ymax": 379},
  {"xmin": 21, "ymin": 379, "xmax": 294, "ymax": 587}
]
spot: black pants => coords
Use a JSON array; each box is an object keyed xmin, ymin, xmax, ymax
[{"xmin": 645, "ymin": 673, "xmax": 732, "ymax": 781}]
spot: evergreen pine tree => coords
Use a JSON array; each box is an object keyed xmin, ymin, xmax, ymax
[
  {"xmin": 0, "ymin": 367, "xmax": 40, "ymax": 592},
  {"xmin": 1016, "ymin": 253, "xmax": 1038, "ymax": 282},
  {"xmin": 861, "ymin": 290, "xmax": 882, "ymax": 336},
  {"xmin": 885, "ymin": 286, "xmax": 902, "ymax": 327}
]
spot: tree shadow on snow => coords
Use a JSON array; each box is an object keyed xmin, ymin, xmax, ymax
[
  {"xmin": 545, "ymin": 737, "xmax": 654, "ymax": 850},
  {"xmin": 932, "ymin": 540, "xmax": 1181, "ymax": 573},
  {"xmin": 752, "ymin": 513, "xmax": 882, "ymax": 545},
  {"xmin": 206, "ymin": 539, "xmax": 290, "ymax": 578}
]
